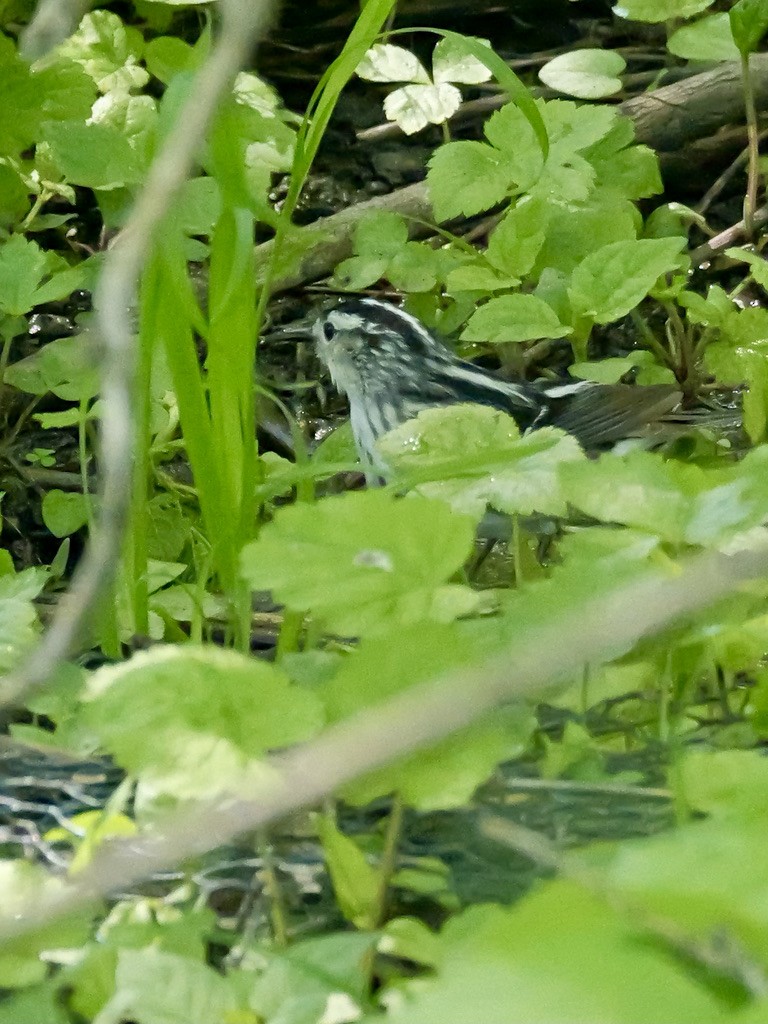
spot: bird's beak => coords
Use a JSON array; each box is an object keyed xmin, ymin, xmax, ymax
[{"xmin": 263, "ymin": 316, "xmax": 315, "ymax": 342}]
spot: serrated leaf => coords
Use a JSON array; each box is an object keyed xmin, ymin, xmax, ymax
[
  {"xmin": 725, "ymin": 246, "xmax": 768, "ymax": 293},
  {"xmin": 240, "ymin": 490, "xmax": 477, "ymax": 637},
  {"xmin": 5, "ymin": 333, "xmax": 99, "ymax": 401},
  {"xmin": 42, "ymin": 120, "xmax": 143, "ymax": 190},
  {"xmin": 571, "ymin": 352, "xmax": 676, "ymax": 386},
  {"xmin": 486, "ymin": 197, "xmax": 548, "ymax": 278},
  {"xmin": 568, "ymin": 237, "xmax": 687, "ymax": 324},
  {"xmin": 0, "ymin": 567, "xmax": 45, "ymax": 671},
  {"xmin": 355, "ymin": 210, "xmax": 409, "ymax": 260},
  {"xmin": 539, "ymin": 49, "xmax": 626, "ymax": 99},
  {"xmin": 378, "ymin": 406, "xmax": 585, "ymax": 518},
  {"xmin": 428, "ymin": 140, "xmax": 515, "ymax": 220},
  {"xmin": 384, "ymin": 82, "xmax": 462, "ymax": 134},
  {"xmin": 356, "ymin": 43, "xmax": 430, "ymax": 84},
  {"xmin": 432, "ymin": 35, "xmax": 493, "ymax": 85},
  {"xmin": 82, "ymin": 646, "xmax": 323, "ymax": 795},
  {"xmin": 668, "ymin": 12, "xmax": 740, "ymax": 61},
  {"xmin": 613, "ymin": 0, "xmax": 715, "ymax": 23},
  {"xmin": 53, "ymin": 10, "xmax": 147, "ymax": 93},
  {"xmin": 462, "ymin": 293, "xmax": 572, "ymax": 343},
  {"xmin": 387, "ymin": 242, "xmax": 439, "ymax": 292}
]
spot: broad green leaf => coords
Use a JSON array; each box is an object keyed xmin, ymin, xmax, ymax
[
  {"xmin": 144, "ymin": 35, "xmax": 200, "ymax": 84},
  {"xmin": 0, "ymin": 164, "xmax": 28, "ymax": 228},
  {"xmin": 385, "ymin": 82, "xmax": 462, "ymax": 134},
  {"xmin": 462, "ymin": 293, "xmax": 572, "ymax": 343},
  {"xmin": 355, "ymin": 210, "xmax": 409, "ymax": 260},
  {"xmin": 445, "ymin": 262, "xmax": 518, "ymax": 293},
  {"xmin": 98, "ymin": 949, "xmax": 236, "ymax": 1024},
  {"xmin": 333, "ymin": 254, "xmax": 390, "ymax": 290},
  {"xmin": 560, "ymin": 450, "xmax": 702, "ymax": 543},
  {"xmin": 82, "ymin": 646, "xmax": 323, "ymax": 795},
  {"xmin": 613, "ymin": 0, "xmax": 715, "ymax": 23},
  {"xmin": 668, "ymin": 13, "xmax": 740, "ymax": 61},
  {"xmin": 356, "ymin": 42, "xmax": 430, "ymax": 84},
  {"xmin": 5, "ymin": 333, "xmax": 100, "ymax": 401},
  {"xmin": 387, "ymin": 242, "xmax": 440, "ymax": 292},
  {"xmin": 595, "ymin": 813, "xmax": 768, "ymax": 971},
  {"xmin": 428, "ymin": 140, "xmax": 516, "ymax": 220},
  {"xmin": 379, "ymin": 883, "xmax": 724, "ymax": 1023},
  {"xmin": 146, "ymin": 494, "xmax": 191, "ymax": 561},
  {"xmin": 42, "ymin": 120, "xmax": 143, "ymax": 190},
  {"xmin": 594, "ymin": 145, "xmax": 662, "ymax": 200},
  {"xmin": 320, "ymin": 622, "xmax": 536, "ymax": 809},
  {"xmin": 0, "ymin": 861, "xmax": 92, "ymax": 989},
  {"xmin": 568, "ymin": 237, "xmax": 687, "ymax": 324},
  {"xmin": 730, "ymin": 0, "xmax": 768, "ymax": 55},
  {"xmin": 0, "ymin": 567, "xmax": 46, "ymax": 671},
  {"xmin": 534, "ymin": 193, "xmax": 638, "ymax": 278},
  {"xmin": 0, "ymin": 985, "xmax": 68, "ymax": 1024},
  {"xmin": 41, "ymin": 490, "xmax": 89, "ymax": 538},
  {"xmin": 379, "ymin": 406, "xmax": 585, "ymax": 518},
  {"xmin": 89, "ymin": 90, "xmax": 157, "ymax": 170},
  {"xmin": 0, "ymin": 235, "xmax": 47, "ymax": 316},
  {"xmin": 680, "ymin": 749, "xmax": 768, "ymax": 820},
  {"xmin": 485, "ymin": 196, "xmax": 548, "ymax": 279},
  {"xmin": 571, "ymin": 352, "xmax": 676, "ymax": 386},
  {"xmin": 240, "ymin": 490, "xmax": 477, "ymax": 636},
  {"xmin": 53, "ymin": 10, "xmax": 147, "ymax": 93},
  {"xmin": 539, "ymin": 49, "xmax": 626, "ymax": 99},
  {"xmin": 249, "ymin": 932, "xmax": 374, "ymax": 1024},
  {"xmin": 0, "ymin": 36, "xmax": 93, "ymax": 155},
  {"xmin": 432, "ymin": 35, "xmax": 493, "ymax": 85}
]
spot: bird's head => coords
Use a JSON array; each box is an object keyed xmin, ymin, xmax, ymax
[{"xmin": 312, "ymin": 298, "xmax": 452, "ymax": 400}]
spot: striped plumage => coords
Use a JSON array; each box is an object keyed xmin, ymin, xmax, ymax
[{"xmin": 313, "ymin": 297, "xmax": 682, "ymax": 472}]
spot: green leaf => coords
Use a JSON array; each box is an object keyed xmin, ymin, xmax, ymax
[
  {"xmin": 0, "ymin": 861, "xmax": 92, "ymax": 989},
  {"xmin": 724, "ymin": 246, "xmax": 768, "ymax": 293},
  {"xmin": 534, "ymin": 193, "xmax": 638, "ymax": 278},
  {"xmin": 41, "ymin": 490, "xmax": 89, "ymax": 538},
  {"xmin": 571, "ymin": 352, "xmax": 676, "ymax": 386},
  {"xmin": 594, "ymin": 145, "xmax": 662, "ymax": 200},
  {"xmin": 387, "ymin": 242, "xmax": 440, "ymax": 292},
  {"xmin": 432, "ymin": 35, "xmax": 493, "ymax": 85},
  {"xmin": 380, "ymin": 882, "xmax": 724, "ymax": 1023},
  {"xmin": 730, "ymin": 0, "xmax": 768, "ymax": 55},
  {"xmin": 428, "ymin": 140, "xmax": 515, "ymax": 221},
  {"xmin": 5, "ymin": 333, "xmax": 99, "ymax": 401},
  {"xmin": 568, "ymin": 237, "xmax": 687, "ymax": 324},
  {"xmin": 384, "ymin": 82, "xmax": 463, "ymax": 134},
  {"xmin": 379, "ymin": 406, "xmax": 585, "ymax": 518},
  {"xmin": 320, "ymin": 622, "xmax": 535, "ymax": 809},
  {"xmin": 612, "ymin": 0, "xmax": 715, "ymax": 23},
  {"xmin": 356, "ymin": 42, "xmax": 430, "ymax": 84},
  {"xmin": 81, "ymin": 646, "xmax": 323, "ymax": 796},
  {"xmin": 249, "ymin": 932, "xmax": 374, "ymax": 1024},
  {"xmin": 462, "ymin": 294, "xmax": 572, "ymax": 343},
  {"xmin": 0, "ymin": 164, "xmax": 30, "ymax": 228},
  {"xmin": 316, "ymin": 811, "xmax": 380, "ymax": 928},
  {"xmin": 668, "ymin": 13, "xmax": 740, "ymax": 61},
  {"xmin": 42, "ymin": 119, "xmax": 143, "ymax": 190},
  {"xmin": 0, "ymin": 567, "xmax": 45, "ymax": 671},
  {"xmin": 144, "ymin": 35, "xmax": 201, "ymax": 84},
  {"xmin": 53, "ymin": 10, "xmax": 148, "ymax": 93},
  {"xmin": 355, "ymin": 210, "xmax": 409, "ymax": 260},
  {"xmin": 681, "ymin": 749, "xmax": 768, "ymax": 820},
  {"xmin": 539, "ymin": 49, "xmax": 626, "ymax": 99},
  {"xmin": 240, "ymin": 490, "xmax": 477, "ymax": 636},
  {"xmin": 485, "ymin": 197, "xmax": 548, "ymax": 279},
  {"xmin": 97, "ymin": 948, "xmax": 236, "ymax": 1024}
]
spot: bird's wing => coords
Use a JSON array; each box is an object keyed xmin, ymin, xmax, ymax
[{"xmin": 539, "ymin": 382, "xmax": 682, "ymax": 449}]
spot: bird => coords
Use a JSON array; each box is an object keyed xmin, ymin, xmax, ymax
[{"xmin": 311, "ymin": 296, "xmax": 686, "ymax": 474}]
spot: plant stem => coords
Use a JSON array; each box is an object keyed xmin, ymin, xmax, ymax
[
  {"xmin": 257, "ymin": 828, "xmax": 289, "ymax": 947},
  {"xmin": 741, "ymin": 51, "xmax": 760, "ymax": 239},
  {"xmin": 374, "ymin": 792, "xmax": 404, "ymax": 928}
]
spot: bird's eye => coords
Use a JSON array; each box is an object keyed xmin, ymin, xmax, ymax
[{"xmin": 323, "ymin": 321, "xmax": 336, "ymax": 341}]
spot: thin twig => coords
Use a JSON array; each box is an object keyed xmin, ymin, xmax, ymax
[
  {"xmin": 0, "ymin": 0, "xmax": 278, "ymax": 709},
  {"xmin": 1, "ymin": 535, "xmax": 768, "ymax": 943}
]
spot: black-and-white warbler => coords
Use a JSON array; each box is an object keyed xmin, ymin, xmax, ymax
[{"xmin": 312, "ymin": 297, "xmax": 683, "ymax": 473}]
